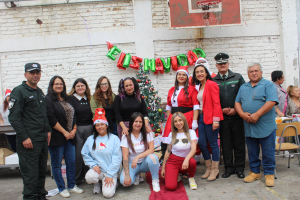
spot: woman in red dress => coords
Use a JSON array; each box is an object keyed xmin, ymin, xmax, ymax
[{"xmin": 162, "ymin": 66, "xmax": 200, "ymax": 156}]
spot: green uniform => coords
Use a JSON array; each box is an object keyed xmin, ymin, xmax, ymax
[{"xmin": 9, "ymin": 81, "xmax": 51, "ymax": 200}]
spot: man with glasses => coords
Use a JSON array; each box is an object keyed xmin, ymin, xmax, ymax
[
  {"xmin": 213, "ymin": 53, "xmax": 246, "ymax": 179},
  {"xmin": 9, "ymin": 63, "xmax": 51, "ymax": 200}
]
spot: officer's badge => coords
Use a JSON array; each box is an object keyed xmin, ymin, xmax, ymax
[{"xmin": 8, "ymin": 99, "xmax": 15, "ymax": 109}]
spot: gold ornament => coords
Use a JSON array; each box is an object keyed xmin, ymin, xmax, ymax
[{"xmin": 158, "ymin": 109, "xmax": 162, "ymax": 112}]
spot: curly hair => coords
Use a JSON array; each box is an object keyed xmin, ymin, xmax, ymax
[
  {"xmin": 117, "ymin": 77, "xmax": 141, "ymax": 102},
  {"xmin": 93, "ymin": 76, "xmax": 115, "ymax": 107}
]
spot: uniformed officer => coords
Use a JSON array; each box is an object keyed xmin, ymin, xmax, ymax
[
  {"xmin": 213, "ymin": 53, "xmax": 246, "ymax": 179},
  {"xmin": 8, "ymin": 63, "xmax": 51, "ymax": 200}
]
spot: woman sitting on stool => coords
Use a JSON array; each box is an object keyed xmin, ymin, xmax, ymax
[{"xmin": 120, "ymin": 112, "xmax": 160, "ymax": 192}]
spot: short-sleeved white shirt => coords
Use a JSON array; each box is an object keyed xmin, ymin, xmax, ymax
[
  {"xmin": 164, "ymin": 129, "xmax": 198, "ymax": 158},
  {"xmin": 120, "ymin": 132, "xmax": 154, "ymax": 163}
]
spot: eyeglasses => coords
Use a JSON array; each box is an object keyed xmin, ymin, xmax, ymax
[{"xmin": 100, "ymin": 83, "xmax": 108, "ymax": 86}]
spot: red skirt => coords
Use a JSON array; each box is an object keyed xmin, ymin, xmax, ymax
[{"xmin": 162, "ymin": 110, "xmax": 197, "ymax": 140}]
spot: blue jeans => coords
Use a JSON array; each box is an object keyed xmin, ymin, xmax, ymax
[
  {"xmin": 246, "ymin": 130, "xmax": 276, "ymax": 175},
  {"xmin": 48, "ymin": 140, "xmax": 76, "ymax": 192},
  {"xmin": 120, "ymin": 154, "xmax": 159, "ymax": 185},
  {"xmin": 198, "ymin": 114, "xmax": 220, "ymax": 161}
]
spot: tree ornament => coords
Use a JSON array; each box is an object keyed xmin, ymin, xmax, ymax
[
  {"xmin": 130, "ymin": 56, "xmax": 142, "ymax": 70},
  {"xmin": 157, "ymin": 128, "xmax": 161, "ymax": 132},
  {"xmin": 106, "ymin": 46, "xmax": 121, "ymax": 61},
  {"xmin": 123, "ymin": 53, "xmax": 131, "ymax": 68},
  {"xmin": 142, "ymin": 96, "xmax": 145, "ymax": 99},
  {"xmin": 151, "ymin": 124, "xmax": 154, "ymax": 127},
  {"xmin": 177, "ymin": 54, "xmax": 189, "ymax": 66},
  {"xmin": 117, "ymin": 52, "xmax": 126, "ymax": 70},
  {"xmin": 187, "ymin": 50, "xmax": 198, "ymax": 65},
  {"xmin": 148, "ymin": 107, "xmax": 150, "ymax": 109},
  {"xmin": 171, "ymin": 56, "xmax": 179, "ymax": 71},
  {"xmin": 158, "ymin": 108, "xmax": 162, "ymax": 112},
  {"xmin": 193, "ymin": 48, "xmax": 206, "ymax": 58},
  {"xmin": 155, "ymin": 58, "xmax": 164, "ymax": 75},
  {"xmin": 146, "ymin": 81, "xmax": 149, "ymax": 84},
  {"xmin": 161, "ymin": 57, "xmax": 171, "ymax": 73}
]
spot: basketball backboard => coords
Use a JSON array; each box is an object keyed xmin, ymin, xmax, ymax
[{"xmin": 169, "ymin": 0, "xmax": 242, "ymax": 29}]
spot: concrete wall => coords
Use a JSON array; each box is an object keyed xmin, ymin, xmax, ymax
[{"xmin": 0, "ymin": 0, "xmax": 298, "ymax": 101}]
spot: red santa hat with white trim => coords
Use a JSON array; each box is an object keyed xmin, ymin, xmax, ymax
[
  {"xmin": 4, "ymin": 89, "xmax": 11, "ymax": 99},
  {"xmin": 176, "ymin": 66, "xmax": 189, "ymax": 76},
  {"xmin": 93, "ymin": 108, "xmax": 109, "ymax": 126}
]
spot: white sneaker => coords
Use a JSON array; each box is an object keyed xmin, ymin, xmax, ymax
[
  {"xmin": 152, "ymin": 180, "xmax": 160, "ymax": 192},
  {"xmin": 93, "ymin": 183, "xmax": 101, "ymax": 194},
  {"xmin": 133, "ymin": 175, "xmax": 140, "ymax": 185},
  {"xmin": 189, "ymin": 177, "xmax": 197, "ymax": 190},
  {"xmin": 139, "ymin": 174, "xmax": 145, "ymax": 182},
  {"xmin": 59, "ymin": 189, "xmax": 71, "ymax": 198},
  {"xmin": 69, "ymin": 185, "xmax": 84, "ymax": 194}
]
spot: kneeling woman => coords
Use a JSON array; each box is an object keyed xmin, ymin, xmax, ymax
[
  {"xmin": 81, "ymin": 108, "xmax": 122, "ymax": 198},
  {"xmin": 120, "ymin": 112, "xmax": 160, "ymax": 192},
  {"xmin": 161, "ymin": 112, "xmax": 198, "ymax": 191}
]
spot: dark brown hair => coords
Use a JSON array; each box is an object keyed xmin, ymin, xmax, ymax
[
  {"xmin": 191, "ymin": 64, "xmax": 213, "ymax": 86},
  {"xmin": 93, "ymin": 76, "xmax": 114, "ymax": 107},
  {"xmin": 127, "ymin": 112, "xmax": 148, "ymax": 153},
  {"xmin": 68, "ymin": 78, "xmax": 91, "ymax": 102},
  {"xmin": 173, "ymin": 72, "xmax": 189, "ymax": 102},
  {"xmin": 3, "ymin": 97, "xmax": 9, "ymax": 112},
  {"xmin": 92, "ymin": 124, "xmax": 111, "ymax": 150}
]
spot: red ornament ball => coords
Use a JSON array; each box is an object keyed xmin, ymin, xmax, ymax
[
  {"xmin": 142, "ymin": 96, "xmax": 145, "ymax": 99},
  {"xmin": 147, "ymin": 107, "xmax": 150, "ymax": 109},
  {"xmin": 146, "ymin": 81, "xmax": 149, "ymax": 84},
  {"xmin": 151, "ymin": 124, "xmax": 154, "ymax": 127}
]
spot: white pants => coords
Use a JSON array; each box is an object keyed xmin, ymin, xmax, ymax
[{"xmin": 85, "ymin": 169, "xmax": 117, "ymax": 198}]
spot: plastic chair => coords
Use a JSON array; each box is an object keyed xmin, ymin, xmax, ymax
[{"xmin": 274, "ymin": 122, "xmax": 300, "ymax": 179}]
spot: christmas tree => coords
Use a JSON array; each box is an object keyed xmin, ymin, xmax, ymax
[{"xmin": 136, "ymin": 66, "xmax": 166, "ymax": 136}]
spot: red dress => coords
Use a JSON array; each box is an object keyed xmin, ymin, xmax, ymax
[{"xmin": 162, "ymin": 85, "xmax": 199, "ymax": 143}]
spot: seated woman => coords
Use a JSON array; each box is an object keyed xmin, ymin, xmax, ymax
[
  {"xmin": 287, "ymin": 85, "xmax": 300, "ymax": 116},
  {"xmin": 81, "ymin": 108, "xmax": 122, "ymax": 198},
  {"xmin": 119, "ymin": 112, "xmax": 160, "ymax": 192},
  {"xmin": 161, "ymin": 112, "xmax": 198, "ymax": 191}
]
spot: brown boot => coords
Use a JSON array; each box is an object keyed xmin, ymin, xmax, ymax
[
  {"xmin": 201, "ymin": 159, "xmax": 211, "ymax": 179},
  {"xmin": 244, "ymin": 171, "xmax": 261, "ymax": 183},
  {"xmin": 207, "ymin": 161, "xmax": 219, "ymax": 181},
  {"xmin": 265, "ymin": 175, "xmax": 275, "ymax": 187}
]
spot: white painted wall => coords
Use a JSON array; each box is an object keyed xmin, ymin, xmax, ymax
[{"xmin": 0, "ymin": 0, "xmax": 298, "ymax": 102}]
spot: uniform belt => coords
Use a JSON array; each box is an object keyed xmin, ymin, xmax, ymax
[{"xmin": 171, "ymin": 107, "xmax": 193, "ymax": 114}]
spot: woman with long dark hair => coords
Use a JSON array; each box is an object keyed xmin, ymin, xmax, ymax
[
  {"xmin": 119, "ymin": 112, "xmax": 160, "ymax": 192},
  {"xmin": 113, "ymin": 77, "xmax": 151, "ymax": 137},
  {"xmin": 192, "ymin": 64, "xmax": 223, "ymax": 181},
  {"xmin": 46, "ymin": 76, "xmax": 83, "ymax": 198},
  {"xmin": 90, "ymin": 76, "xmax": 117, "ymax": 135},
  {"xmin": 68, "ymin": 78, "xmax": 93, "ymax": 185},
  {"xmin": 162, "ymin": 66, "xmax": 200, "ymax": 157},
  {"xmin": 82, "ymin": 108, "xmax": 122, "ymax": 198},
  {"xmin": 0, "ymin": 89, "xmax": 16, "ymax": 152},
  {"xmin": 161, "ymin": 112, "xmax": 198, "ymax": 191}
]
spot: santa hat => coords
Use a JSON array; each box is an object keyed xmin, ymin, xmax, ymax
[
  {"xmin": 93, "ymin": 108, "xmax": 109, "ymax": 126},
  {"xmin": 176, "ymin": 66, "xmax": 189, "ymax": 76},
  {"xmin": 194, "ymin": 58, "xmax": 213, "ymax": 76},
  {"xmin": 4, "ymin": 89, "xmax": 11, "ymax": 99}
]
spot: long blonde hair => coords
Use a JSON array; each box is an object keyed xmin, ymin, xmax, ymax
[{"xmin": 171, "ymin": 112, "xmax": 191, "ymax": 145}]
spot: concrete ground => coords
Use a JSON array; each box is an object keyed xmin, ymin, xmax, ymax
[{"xmin": 0, "ymin": 155, "xmax": 299, "ymax": 200}]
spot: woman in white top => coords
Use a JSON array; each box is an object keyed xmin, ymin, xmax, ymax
[
  {"xmin": 0, "ymin": 89, "xmax": 16, "ymax": 152},
  {"xmin": 120, "ymin": 112, "xmax": 160, "ymax": 192},
  {"xmin": 161, "ymin": 112, "xmax": 198, "ymax": 191}
]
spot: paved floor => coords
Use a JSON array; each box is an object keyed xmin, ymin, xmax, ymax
[{"xmin": 0, "ymin": 155, "xmax": 299, "ymax": 200}]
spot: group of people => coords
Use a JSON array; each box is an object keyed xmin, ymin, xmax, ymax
[{"xmin": 2, "ymin": 52, "xmax": 297, "ymax": 200}]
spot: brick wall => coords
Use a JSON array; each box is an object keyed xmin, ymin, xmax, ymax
[
  {"xmin": 0, "ymin": 43, "xmax": 136, "ymax": 95},
  {"xmin": 151, "ymin": 0, "xmax": 279, "ymax": 28},
  {"xmin": 0, "ymin": 0, "xmax": 134, "ymax": 39},
  {"xmin": 154, "ymin": 36, "xmax": 281, "ymax": 99}
]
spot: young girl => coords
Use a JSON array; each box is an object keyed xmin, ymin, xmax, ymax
[
  {"xmin": 120, "ymin": 112, "xmax": 160, "ymax": 192},
  {"xmin": 82, "ymin": 108, "xmax": 122, "ymax": 198},
  {"xmin": 161, "ymin": 112, "xmax": 198, "ymax": 191}
]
